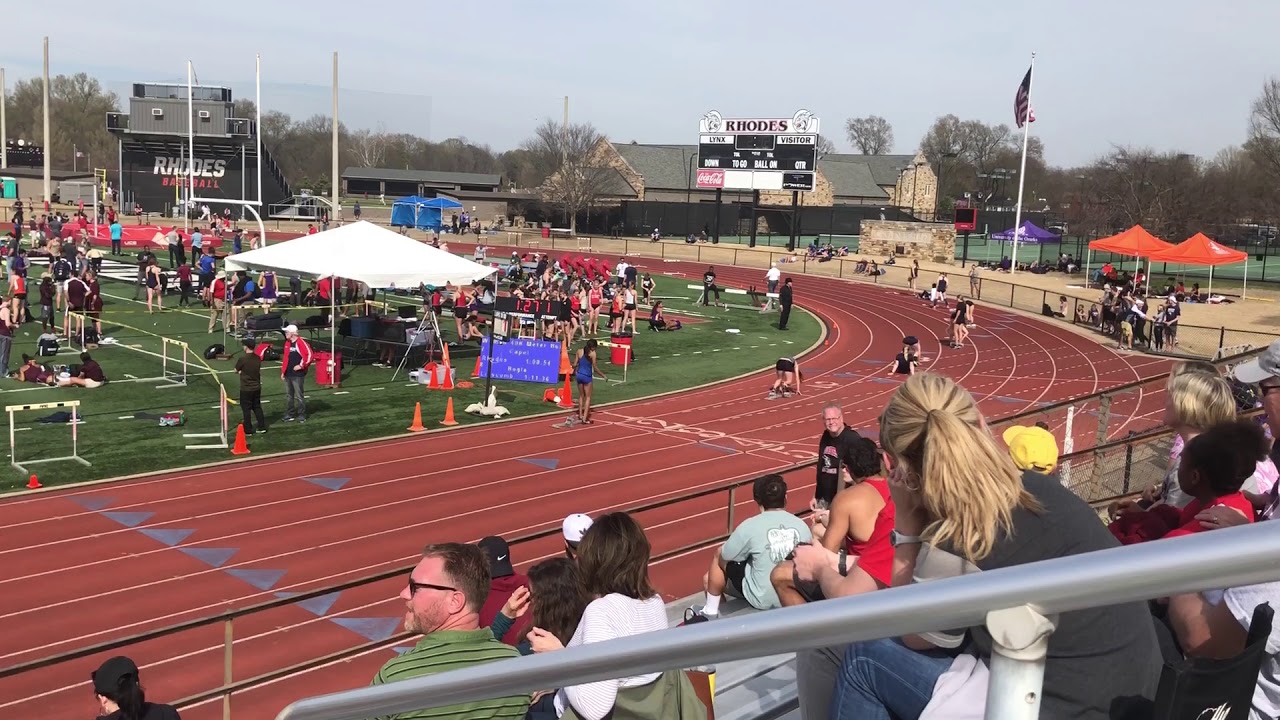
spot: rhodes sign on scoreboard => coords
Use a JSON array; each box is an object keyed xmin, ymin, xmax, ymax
[{"xmin": 696, "ymin": 110, "xmax": 821, "ymax": 192}]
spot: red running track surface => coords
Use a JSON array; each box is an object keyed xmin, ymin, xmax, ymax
[{"xmin": 0, "ymin": 255, "xmax": 1170, "ymax": 719}]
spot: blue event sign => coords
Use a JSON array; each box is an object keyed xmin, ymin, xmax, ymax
[{"xmin": 478, "ymin": 337, "xmax": 562, "ymax": 385}]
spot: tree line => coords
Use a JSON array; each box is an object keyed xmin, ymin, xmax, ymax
[{"xmin": 5, "ymin": 71, "xmax": 1280, "ymax": 243}]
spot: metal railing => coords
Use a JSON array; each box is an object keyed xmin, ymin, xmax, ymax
[
  {"xmin": 1, "ymin": 348, "xmax": 1264, "ymax": 717},
  {"xmin": 274, "ymin": 522, "xmax": 1280, "ymax": 720}
]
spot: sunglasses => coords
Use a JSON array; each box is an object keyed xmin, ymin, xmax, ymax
[{"xmin": 407, "ymin": 576, "xmax": 457, "ymax": 595}]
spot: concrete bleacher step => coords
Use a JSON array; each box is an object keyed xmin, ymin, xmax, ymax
[{"xmin": 664, "ymin": 593, "xmax": 800, "ymax": 720}]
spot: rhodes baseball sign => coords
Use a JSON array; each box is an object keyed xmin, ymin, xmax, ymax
[{"xmin": 121, "ymin": 146, "xmax": 247, "ymax": 211}]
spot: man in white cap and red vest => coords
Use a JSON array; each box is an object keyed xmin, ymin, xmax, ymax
[{"xmin": 281, "ymin": 324, "xmax": 313, "ymax": 423}]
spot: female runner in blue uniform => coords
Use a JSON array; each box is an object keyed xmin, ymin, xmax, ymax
[{"xmin": 573, "ymin": 339, "xmax": 607, "ymax": 424}]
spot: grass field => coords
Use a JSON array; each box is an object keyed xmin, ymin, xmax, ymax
[{"xmin": 0, "ymin": 272, "xmax": 820, "ymax": 492}]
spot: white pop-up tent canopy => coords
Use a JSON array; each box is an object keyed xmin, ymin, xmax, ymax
[
  {"xmin": 223, "ymin": 221, "xmax": 497, "ymax": 384},
  {"xmin": 224, "ymin": 220, "xmax": 496, "ymax": 289}
]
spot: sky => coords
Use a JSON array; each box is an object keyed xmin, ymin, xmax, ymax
[{"xmin": 1, "ymin": 0, "xmax": 1277, "ymax": 168}]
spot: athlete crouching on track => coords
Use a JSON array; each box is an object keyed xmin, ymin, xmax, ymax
[{"xmin": 769, "ymin": 356, "xmax": 803, "ymax": 399}]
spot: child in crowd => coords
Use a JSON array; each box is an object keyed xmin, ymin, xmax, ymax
[{"xmin": 1109, "ymin": 419, "xmax": 1264, "ymax": 544}]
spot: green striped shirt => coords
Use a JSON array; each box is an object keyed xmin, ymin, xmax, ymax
[{"xmin": 371, "ymin": 628, "xmax": 529, "ymax": 719}]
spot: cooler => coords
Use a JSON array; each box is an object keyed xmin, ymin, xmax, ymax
[
  {"xmin": 314, "ymin": 350, "xmax": 342, "ymax": 385},
  {"xmin": 609, "ymin": 333, "xmax": 633, "ymax": 366},
  {"xmin": 541, "ymin": 225, "xmax": 551, "ymax": 239}
]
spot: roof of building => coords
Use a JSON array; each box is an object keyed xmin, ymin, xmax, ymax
[
  {"xmin": 341, "ymin": 167, "xmax": 502, "ymax": 187},
  {"xmin": 608, "ymin": 143, "xmax": 918, "ymax": 199}
]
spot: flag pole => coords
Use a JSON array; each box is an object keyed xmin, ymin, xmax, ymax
[{"xmin": 1010, "ymin": 52, "xmax": 1035, "ymax": 275}]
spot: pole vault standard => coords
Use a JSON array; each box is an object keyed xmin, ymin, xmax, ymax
[{"xmin": 185, "ymin": 58, "xmax": 270, "ymax": 349}]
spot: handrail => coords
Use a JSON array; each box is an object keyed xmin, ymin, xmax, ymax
[
  {"xmin": 0, "ymin": 459, "xmax": 816, "ymax": 680},
  {"xmin": 275, "ymin": 522, "xmax": 1280, "ymax": 720},
  {"xmin": 7, "ymin": 342, "xmax": 1259, "ymax": 681}
]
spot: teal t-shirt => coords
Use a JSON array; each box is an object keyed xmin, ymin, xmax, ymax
[{"xmin": 721, "ymin": 510, "xmax": 812, "ymax": 610}]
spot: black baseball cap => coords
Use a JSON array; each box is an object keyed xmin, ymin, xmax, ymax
[
  {"xmin": 477, "ymin": 536, "xmax": 514, "ymax": 578},
  {"xmin": 92, "ymin": 656, "xmax": 139, "ymax": 696}
]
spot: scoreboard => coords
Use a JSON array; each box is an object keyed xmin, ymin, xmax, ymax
[{"xmin": 696, "ymin": 110, "xmax": 821, "ymax": 192}]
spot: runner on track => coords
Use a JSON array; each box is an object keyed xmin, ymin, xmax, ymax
[{"xmin": 768, "ymin": 356, "xmax": 802, "ymax": 399}]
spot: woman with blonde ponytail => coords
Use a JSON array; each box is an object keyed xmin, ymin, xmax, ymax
[{"xmin": 813, "ymin": 373, "xmax": 1161, "ymax": 720}]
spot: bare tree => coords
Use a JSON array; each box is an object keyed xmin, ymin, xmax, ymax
[
  {"xmin": 816, "ymin": 135, "xmax": 838, "ymax": 155},
  {"xmin": 918, "ymin": 115, "xmax": 967, "ymax": 167},
  {"xmin": 528, "ymin": 119, "xmax": 609, "ymax": 233},
  {"xmin": 349, "ymin": 128, "xmax": 388, "ymax": 169},
  {"xmin": 958, "ymin": 120, "xmax": 1013, "ymax": 174},
  {"xmin": 1247, "ymin": 78, "xmax": 1280, "ymax": 180},
  {"xmin": 845, "ymin": 116, "xmax": 894, "ymax": 154}
]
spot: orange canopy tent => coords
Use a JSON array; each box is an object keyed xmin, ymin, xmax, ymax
[
  {"xmin": 1085, "ymin": 225, "xmax": 1173, "ymax": 287},
  {"xmin": 1148, "ymin": 232, "xmax": 1250, "ymax": 299}
]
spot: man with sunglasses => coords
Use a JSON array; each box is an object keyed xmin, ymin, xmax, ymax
[
  {"xmin": 371, "ymin": 542, "xmax": 530, "ymax": 718},
  {"xmin": 1233, "ymin": 340, "xmax": 1280, "ymax": 469}
]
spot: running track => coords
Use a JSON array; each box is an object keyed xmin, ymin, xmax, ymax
[{"xmin": 0, "ymin": 253, "xmax": 1171, "ymax": 719}]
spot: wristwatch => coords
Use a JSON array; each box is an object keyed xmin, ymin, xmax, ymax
[
  {"xmin": 890, "ymin": 529, "xmax": 922, "ymax": 548},
  {"xmin": 837, "ymin": 548, "xmax": 849, "ymax": 577}
]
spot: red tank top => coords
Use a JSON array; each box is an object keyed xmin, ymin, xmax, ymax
[
  {"xmin": 843, "ymin": 478, "xmax": 896, "ymax": 588},
  {"xmin": 589, "ymin": 288, "xmax": 602, "ymax": 306},
  {"xmin": 571, "ymin": 295, "xmax": 581, "ymax": 312}
]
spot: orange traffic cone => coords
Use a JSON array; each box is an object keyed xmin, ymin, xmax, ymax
[
  {"xmin": 408, "ymin": 402, "xmax": 425, "ymax": 432},
  {"xmin": 231, "ymin": 424, "xmax": 251, "ymax": 455},
  {"xmin": 559, "ymin": 342, "xmax": 572, "ymax": 376},
  {"xmin": 427, "ymin": 366, "xmax": 440, "ymax": 389},
  {"xmin": 442, "ymin": 365, "xmax": 455, "ymax": 390},
  {"xmin": 26, "ymin": 474, "xmax": 41, "ymax": 490},
  {"xmin": 440, "ymin": 397, "xmax": 459, "ymax": 426},
  {"xmin": 441, "ymin": 343, "xmax": 452, "ymax": 369},
  {"xmin": 472, "ymin": 354, "xmax": 482, "ymax": 377},
  {"xmin": 557, "ymin": 374, "xmax": 575, "ymax": 409}
]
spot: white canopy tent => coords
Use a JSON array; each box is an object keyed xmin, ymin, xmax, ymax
[{"xmin": 224, "ymin": 221, "xmax": 497, "ymax": 384}]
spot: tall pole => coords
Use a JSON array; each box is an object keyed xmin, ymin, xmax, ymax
[
  {"xmin": 1, "ymin": 66, "xmax": 7, "ymax": 169},
  {"xmin": 186, "ymin": 60, "xmax": 195, "ymax": 233},
  {"xmin": 256, "ymin": 54, "xmax": 263, "ymax": 212},
  {"xmin": 1010, "ymin": 52, "xmax": 1035, "ymax": 275},
  {"xmin": 42, "ymin": 37, "xmax": 51, "ymax": 203},
  {"xmin": 331, "ymin": 51, "xmax": 339, "ymax": 222}
]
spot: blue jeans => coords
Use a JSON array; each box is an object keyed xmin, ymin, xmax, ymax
[{"xmin": 830, "ymin": 638, "xmax": 954, "ymax": 720}]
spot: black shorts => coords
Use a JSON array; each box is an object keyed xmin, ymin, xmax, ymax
[
  {"xmin": 776, "ymin": 358, "xmax": 796, "ymax": 373},
  {"xmin": 624, "ymin": 303, "xmax": 636, "ymax": 311},
  {"xmin": 725, "ymin": 560, "xmax": 747, "ymax": 598}
]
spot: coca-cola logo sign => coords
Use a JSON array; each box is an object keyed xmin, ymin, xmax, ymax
[{"xmin": 696, "ymin": 169, "xmax": 725, "ymax": 188}]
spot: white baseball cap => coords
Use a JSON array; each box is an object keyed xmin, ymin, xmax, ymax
[
  {"xmin": 1233, "ymin": 340, "xmax": 1280, "ymax": 385},
  {"xmin": 562, "ymin": 513, "xmax": 593, "ymax": 545},
  {"xmin": 284, "ymin": 324, "xmax": 299, "ymax": 335}
]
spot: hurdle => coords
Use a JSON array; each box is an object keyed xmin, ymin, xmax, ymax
[
  {"xmin": 184, "ymin": 383, "xmax": 230, "ymax": 450},
  {"xmin": 597, "ymin": 340, "xmax": 631, "ymax": 385},
  {"xmin": 685, "ymin": 284, "xmax": 777, "ymax": 312},
  {"xmin": 7, "ymin": 400, "xmax": 91, "ymax": 475},
  {"xmin": 153, "ymin": 338, "xmax": 191, "ymax": 389}
]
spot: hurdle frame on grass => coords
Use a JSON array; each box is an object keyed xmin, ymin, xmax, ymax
[
  {"xmin": 7, "ymin": 400, "xmax": 91, "ymax": 474},
  {"xmin": 155, "ymin": 338, "xmax": 190, "ymax": 389},
  {"xmin": 596, "ymin": 340, "xmax": 631, "ymax": 385},
  {"xmin": 184, "ymin": 383, "xmax": 230, "ymax": 450},
  {"xmin": 686, "ymin": 284, "xmax": 778, "ymax": 312}
]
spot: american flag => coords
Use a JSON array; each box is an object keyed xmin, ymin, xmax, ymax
[{"xmin": 1014, "ymin": 65, "xmax": 1035, "ymax": 128}]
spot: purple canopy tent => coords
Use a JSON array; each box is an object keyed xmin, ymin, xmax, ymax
[{"xmin": 990, "ymin": 221, "xmax": 1060, "ymax": 243}]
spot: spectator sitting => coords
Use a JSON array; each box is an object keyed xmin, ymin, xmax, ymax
[
  {"xmin": 694, "ymin": 474, "xmax": 811, "ymax": 617},
  {"xmin": 1109, "ymin": 420, "xmax": 1261, "ymax": 545},
  {"xmin": 491, "ymin": 557, "xmax": 590, "ymax": 656},
  {"xmin": 370, "ymin": 543, "xmax": 530, "ymax": 719},
  {"xmin": 1001, "ymin": 424, "xmax": 1059, "ymax": 474},
  {"xmin": 525, "ymin": 512, "xmax": 679, "ymax": 720},
  {"xmin": 777, "ymin": 436, "xmax": 894, "ymax": 607},
  {"xmin": 91, "ymin": 655, "xmax": 181, "ymax": 720},
  {"xmin": 562, "ymin": 513, "xmax": 592, "ymax": 560},
  {"xmin": 476, "ymin": 536, "xmax": 531, "ymax": 647},
  {"xmin": 59, "ymin": 352, "xmax": 107, "ymax": 388},
  {"xmin": 801, "ymin": 372, "xmax": 1161, "ymax": 718}
]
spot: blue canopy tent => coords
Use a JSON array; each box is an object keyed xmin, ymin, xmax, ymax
[
  {"xmin": 991, "ymin": 221, "xmax": 1060, "ymax": 243},
  {"xmin": 390, "ymin": 195, "xmax": 464, "ymax": 231}
]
